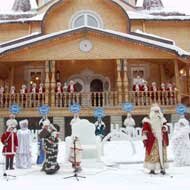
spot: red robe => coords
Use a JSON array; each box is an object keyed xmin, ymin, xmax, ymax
[
  {"xmin": 1, "ymin": 132, "xmax": 18, "ymax": 158},
  {"xmin": 142, "ymin": 121, "xmax": 169, "ymax": 155}
]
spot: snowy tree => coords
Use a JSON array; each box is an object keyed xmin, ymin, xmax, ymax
[{"xmin": 12, "ymin": 0, "xmax": 31, "ymax": 12}]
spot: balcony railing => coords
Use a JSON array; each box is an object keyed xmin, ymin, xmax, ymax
[
  {"xmin": 0, "ymin": 93, "xmax": 46, "ymax": 108},
  {"xmin": 0, "ymin": 90, "xmax": 178, "ymax": 109},
  {"xmin": 128, "ymin": 90, "xmax": 178, "ymax": 106}
]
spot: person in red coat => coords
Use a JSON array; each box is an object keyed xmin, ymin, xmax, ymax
[
  {"xmin": 55, "ymin": 82, "xmax": 62, "ymax": 94},
  {"xmin": 1, "ymin": 120, "xmax": 18, "ymax": 170},
  {"xmin": 67, "ymin": 80, "xmax": 76, "ymax": 93},
  {"xmin": 38, "ymin": 83, "xmax": 45, "ymax": 94},
  {"xmin": 142, "ymin": 104, "xmax": 169, "ymax": 175}
]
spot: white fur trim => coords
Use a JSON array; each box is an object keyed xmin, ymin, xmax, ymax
[{"xmin": 142, "ymin": 117, "xmax": 150, "ymax": 124}]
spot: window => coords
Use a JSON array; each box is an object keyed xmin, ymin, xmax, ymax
[{"xmin": 70, "ymin": 10, "xmax": 103, "ymax": 28}]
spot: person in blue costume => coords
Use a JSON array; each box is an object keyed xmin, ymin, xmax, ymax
[{"xmin": 36, "ymin": 137, "xmax": 45, "ymax": 164}]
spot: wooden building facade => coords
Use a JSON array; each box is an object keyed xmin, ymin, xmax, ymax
[{"xmin": 0, "ymin": 0, "xmax": 190, "ymax": 136}]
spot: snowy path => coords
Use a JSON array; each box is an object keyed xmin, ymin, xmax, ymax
[
  {"xmin": 0, "ymin": 162, "xmax": 190, "ymax": 190},
  {"xmin": 0, "ymin": 141, "xmax": 189, "ymax": 189}
]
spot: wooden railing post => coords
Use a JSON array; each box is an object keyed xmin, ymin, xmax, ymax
[
  {"xmin": 45, "ymin": 60, "xmax": 50, "ymax": 105},
  {"xmin": 50, "ymin": 60, "xmax": 56, "ymax": 107},
  {"xmin": 116, "ymin": 59, "xmax": 123, "ymax": 105},
  {"xmin": 174, "ymin": 59, "xmax": 181, "ymax": 103},
  {"xmin": 123, "ymin": 59, "xmax": 129, "ymax": 102}
]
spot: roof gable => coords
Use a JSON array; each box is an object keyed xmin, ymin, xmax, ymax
[{"xmin": 0, "ymin": 26, "xmax": 188, "ymax": 62}]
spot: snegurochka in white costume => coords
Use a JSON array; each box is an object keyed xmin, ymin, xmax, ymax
[
  {"xmin": 16, "ymin": 119, "xmax": 32, "ymax": 169},
  {"xmin": 172, "ymin": 118, "xmax": 190, "ymax": 166}
]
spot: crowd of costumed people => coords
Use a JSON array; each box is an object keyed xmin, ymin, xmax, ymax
[{"xmin": 1, "ymin": 103, "xmax": 190, "ymax": 175}]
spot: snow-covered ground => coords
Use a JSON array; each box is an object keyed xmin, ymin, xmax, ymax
[{"xmin": 0, "ymin": 140, "xmax": 190, "ymax": 190}]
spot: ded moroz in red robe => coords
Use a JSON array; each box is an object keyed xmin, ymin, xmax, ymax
[
  {"xmin": 1, "ymin": 131, "xmax": 18, "ymax": 158},
  {"xmin": 142, "ymin": 117, "xmax": 169, "ymax": 171}
]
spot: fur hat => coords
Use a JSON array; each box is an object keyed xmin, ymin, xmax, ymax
[
  {"xmin": 19, "ymin": 119, "xmax": 28, "ymax": 128},
  {"xmin": 142, "ymin": 117, "xmax": 150, "ymax": 124},
  {"xmin": 178, "ymin": 118, "xmax": 189, "ymax": 127},
  {"xmin": 43, "ymin": 119, "xmax": 50, "ymax": 126},
  {"xmin": 150, "ymin": 103, "xmax": 161, "ymax": 112},
  {"xmin": 6, "ymin": 120, "xmax": 17, "ymax": 131}
]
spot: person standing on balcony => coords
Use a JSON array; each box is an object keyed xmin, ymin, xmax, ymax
[
  {"xmin": 16, "ymin": 119, "xmax": 32, "ymax": 169},
  {"xmin": 142, "ymin": 104, "xmax": 169, "ymax": 175},
  {"xmin": 10, "ymin": 86, "xmax": 16, "ymax": 95},
  {"xmin": 160, "ymin": 83, "xmax": 166, "ymax": 104},
  {"xmin": 20, "ymin": 84, "xmax": 27, "ymax": 107},
  {"xmin": 1, "ymin": 119, "xmax": 18, "ymax": 170},
  {"xmin": 31, "ymin": 83, "xmax": 37, "ymax": 94},
  {"xmin": 166, "ymin": 83, "xmax": 175, "ymax": 104},
  {"xmin": 160, "ymin": 83, "xmax": 166, "ymax": 92},
  {"xmin": 150, "ymin": 82, "xmax": 158, "ymax": 102},
  {"xmin": 20, "ymin": 84, "xmax": 27, "ymax": 94},
  {"xmin": 123, "ymin": 113, "xmax": 136, "ymax": 138},
  {"xmin": 63, "ymin": 82, "xmax": 68, "ymax": 92},
  {"xmin": 38, "ymin": 83, "xmax": 45, "ymax": 94},
  {"xmin": 56, "ymin": 82, "xmax": 62, "ymax": 94},
  {"xmin": 67, "ymin": 80, "xmax": 76, "ymax": 93},
  {"xmin": 142, "ymin": 80, "xmax": 149, "ymax": 92},
  {"xmin": 38, "ymin": 83, "xmax": 45, "ymax": 105}
]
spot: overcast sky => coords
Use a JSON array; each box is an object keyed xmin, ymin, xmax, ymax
[{"xmin": 0, "ymin": 0, "xmax": 189, "ymax": 13}]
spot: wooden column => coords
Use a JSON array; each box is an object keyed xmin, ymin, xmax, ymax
[
  {"xmin": 123, "ymin": 59, "xmax": 129, "ymax": 102},
  {"xmin": 186, "ymin": 63, "xmax": 190, "ymax": 94},
  {"xmin": 116, "ymin": 59, "xmax": 123, "ymax": 104},
  {"xmin": 174, "ymin": 60, "xmax": 181, "ymax": 103},
  {"xmin": 50, "ymin": 60, "xmax": 56, "ymax": 107},
  {"xmin": 44, "ymin": 60, "xmax": 50, "ymax": 105}
]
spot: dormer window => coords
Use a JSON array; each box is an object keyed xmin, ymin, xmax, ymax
[{"xmin": 70, "ymin": 10, "xmax": 103, "ymax": 29}]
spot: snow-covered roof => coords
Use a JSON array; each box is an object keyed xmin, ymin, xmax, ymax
[
  {"xmin": 0, "ymin": 32, "xmax": 41, "ymax": 48},
  {"xmin": 0, "ymin": 26, "xmax": 189, "ymax": 58},
  {"xmin": 0, "ymin": 12, "xmax": 44, "ymax": 23},
  {"xmin": 0, "ymin": 0, "xmax": 190, "ymax": 23},
  {"xmin": 134, "ymin": 29, "xmax": 175, "ymax": 45},
  {"xmin": 127, "ymin": 10, "xmax": 190, "ymax": 20}
]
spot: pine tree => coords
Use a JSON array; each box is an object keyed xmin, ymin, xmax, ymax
[{"xmin": 12, "ymin": 0, "xmax": 31, "ymax": 12}]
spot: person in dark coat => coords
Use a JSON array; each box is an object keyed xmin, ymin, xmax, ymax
[
  {"xmin": 94, "ymin": 118, "xmax": 106, "ymax": 140},
  {"xmin": 39, "ymin": 120, "xmax": 60, "ymax": 175}
]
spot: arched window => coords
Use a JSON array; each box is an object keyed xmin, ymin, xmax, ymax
[{"xmin": 70, "ymin": 10, "xmax": 103, "ymax": 29}]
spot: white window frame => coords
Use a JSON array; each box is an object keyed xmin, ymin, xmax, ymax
[{"xmin": 70, "ymin": 10, "xmax": 103, "ymax": 29}]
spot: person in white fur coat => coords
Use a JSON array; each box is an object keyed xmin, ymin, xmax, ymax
[
  {"xmin": 16, "ymin": 119, "xmax": 32, "ymax": 169},
  {"xmin": 172, "ymin": 118, "xmax": 190, "ymax": 166},
  {"xmin": 123, "ymin": 113, "xmax": 136, "ymax": 137}
]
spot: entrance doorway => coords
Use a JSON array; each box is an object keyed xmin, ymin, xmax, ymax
[
  {"xmin": 90, "ymin": 79, "xmax": 103, "ymax": 92},
  {"xmin": 90, "ymin": 79, "xmax": 103, "ymax": 106}
]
